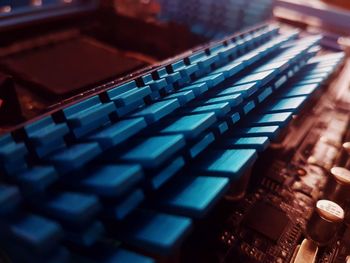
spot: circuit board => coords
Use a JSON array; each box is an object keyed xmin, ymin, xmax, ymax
[{"xmin": 180, "ymin": 57, "xmax": 350, "ymax": 263}]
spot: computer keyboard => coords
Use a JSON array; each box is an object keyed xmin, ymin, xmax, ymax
[{"xmin": 0, "ymin": 21, "xmax": 347, "ymax": 262}]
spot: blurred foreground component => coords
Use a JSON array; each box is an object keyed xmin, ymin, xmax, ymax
[
  {"xmin": 113, "ymin": 0, "xmax": 161, "ymax": 21},
  {"xmin": 157, "ymin": 0, "xmax": 275, "ymax": 39}
]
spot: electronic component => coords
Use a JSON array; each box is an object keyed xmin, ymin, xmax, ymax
[
  {"xmin": 244, "ymin": 201, "xmax": 290, "ymax": 242},
  {"xmin": 2, "ymin": 38, "xmax": 144, "ymax": 97},
  {"xmin": 0, "ymin": 0, "xmax": 350, "ymax": 262},
  {"xmin": 324, "ymin": 167, "xmax": 350, "ymax": 204},
  {"xmin": 339, "ymin": 142, "xmax": 350, "ymax": 169},
  {"xmin": 292, "ymin": 239, "xmax": 318, "ymax": 263},
  {"xmin": 306, "ymin": 200, "xmax": 344, "ymax": 246}
]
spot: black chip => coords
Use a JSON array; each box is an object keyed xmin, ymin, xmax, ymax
[
  {"xmin": 3, "ymin": 37, "xmax": 144, "ymax": 97},
  {"xmin": 244, "ymin": 201, "xmax": 290, "ymax": 242}
]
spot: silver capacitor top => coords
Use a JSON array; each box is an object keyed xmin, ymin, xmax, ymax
[
  {"xmin": 343, "ymin": 142, "xmax": 350, "ymax": 154},
  {"xmin": 331, "ymin": 167, "xmax": 350, "ymax": 185},
  {"xmin": 316, "ymin": 200, "xmax": 344, "ymax": 222}
]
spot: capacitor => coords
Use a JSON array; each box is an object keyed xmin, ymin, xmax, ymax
[
  {"xmin": 324, "ymin": 167, "xmax": 350, "ymax": 205},
  {"xmin": 338, "ymin": 142, "xmax": 350, "ymax": 169},
  {"xmin": 306, "ymin": 200, "xmax": 344, "ymax": 246}
]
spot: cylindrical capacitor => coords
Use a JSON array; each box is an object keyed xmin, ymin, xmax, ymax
[
  {"xmin": 345, "ymin": 142, "xmax": 350, "ymax": 169},
  {"xmin": 338, "ymin": 142, "xmax": 350, "ymax": 169},
  {"xmin": 324, "ymin": 167, "xmax": 350, "ymax": 205},
  {"xmin": 306, "ymin": 200, "xmax": 344, "ymax": 246}
]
